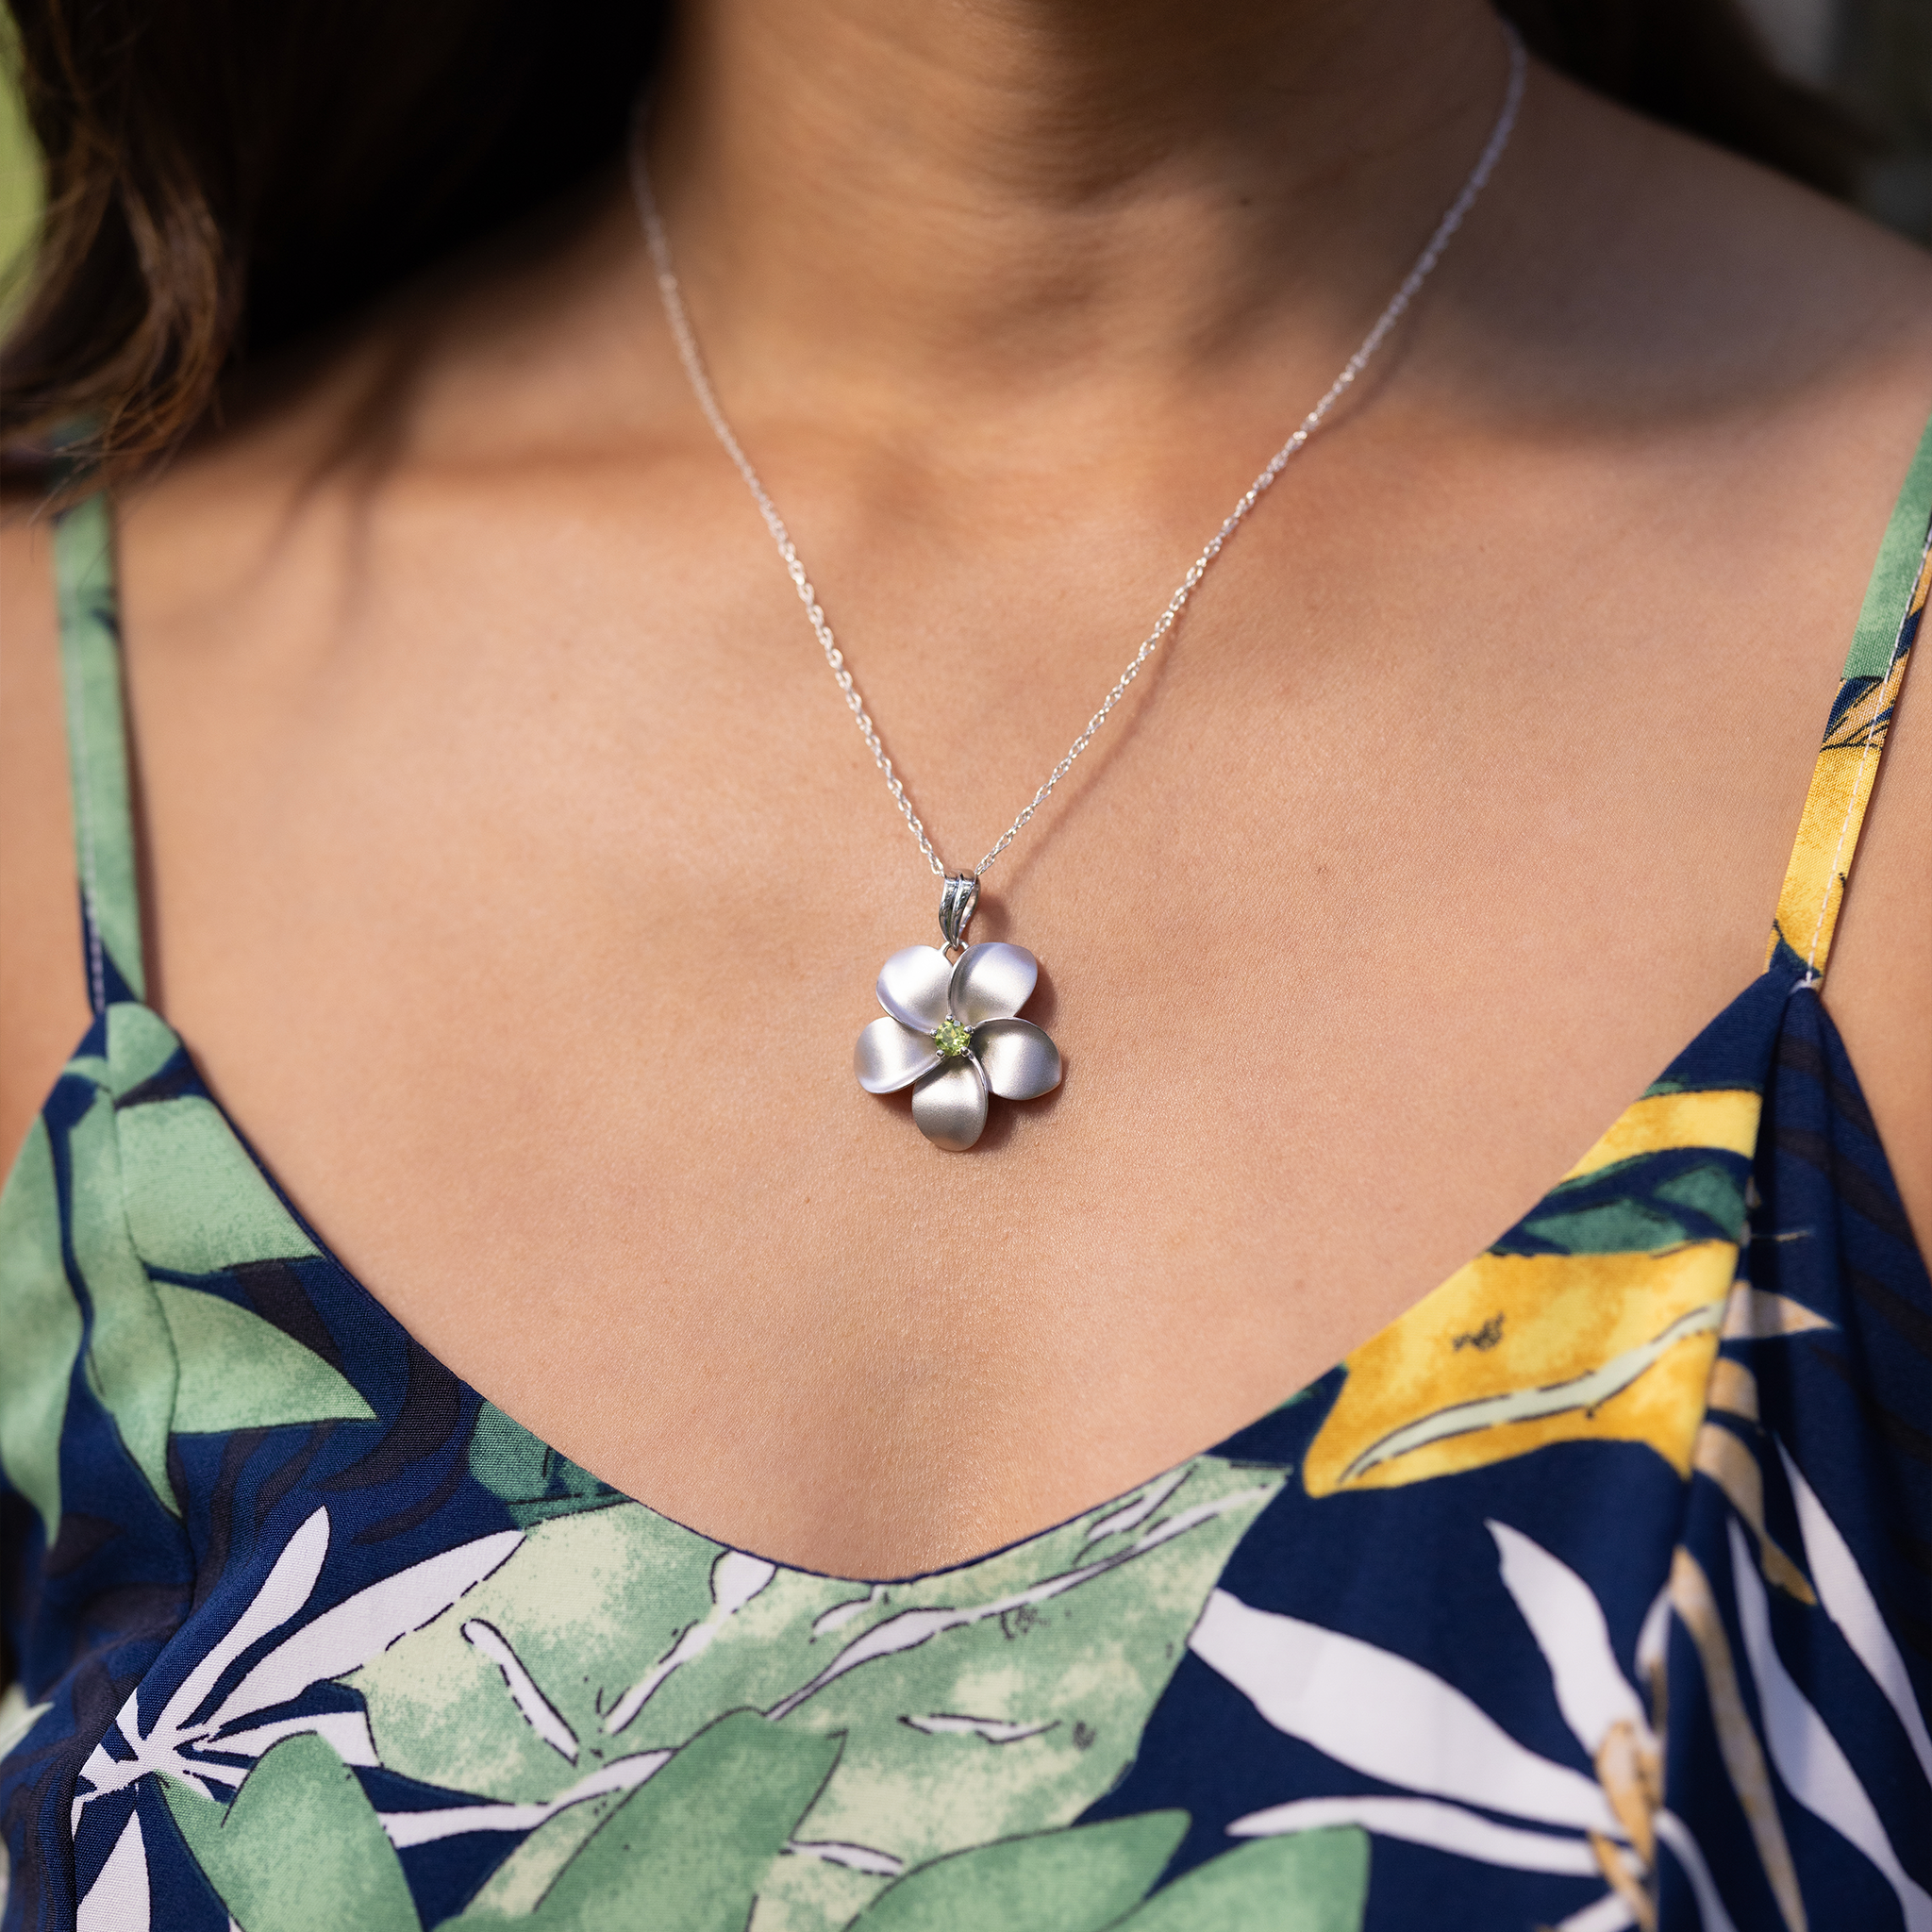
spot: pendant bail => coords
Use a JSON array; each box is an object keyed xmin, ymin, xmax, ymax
[{"xmin": 939, "ymin": 873, "xmax": 980, "ymax": 957}]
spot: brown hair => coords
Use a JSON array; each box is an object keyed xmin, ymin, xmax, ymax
[{"xmin": 0, "ymin": 0, "xmax": 1861, "ymax": 491}]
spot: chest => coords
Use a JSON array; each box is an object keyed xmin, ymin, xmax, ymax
[{"xmin": 100, "ymin": 420, "xmax": 1857, "ymax": 1572}]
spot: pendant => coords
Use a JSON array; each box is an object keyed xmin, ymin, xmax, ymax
[{"xmin": 854, "ymin": 874, "xmax": 1061, "ymax": 1150}]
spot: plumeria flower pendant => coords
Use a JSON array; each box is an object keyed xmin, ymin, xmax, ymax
[{"xmin": 855, "ymin": 931, "xmax": 1061, "ymax": 1150}]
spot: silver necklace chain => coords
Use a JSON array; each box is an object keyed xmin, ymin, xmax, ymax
[{"xmin": 629, "ymin": 27, "xmax": 1524, "ymax": 884}]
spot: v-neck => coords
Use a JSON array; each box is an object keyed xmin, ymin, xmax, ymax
[
  {"xmin": 8, "ymin": 428, "xmax": 1928, "ymax": 1932},
  {"xmin": 12, "ymin": 953, "xmax": 1804, "ymax": 1587}
]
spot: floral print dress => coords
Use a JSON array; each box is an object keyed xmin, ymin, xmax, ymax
[{"xmin": 4, "ymin": 424, "xmax": 1931, "ymax": 1932}]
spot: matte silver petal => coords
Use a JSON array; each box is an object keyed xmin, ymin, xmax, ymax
[
  {"xmin": 948, "ymin": 942, "xmax": 1039, "ymax": 1027},
  {"xmin": 877, "ymin": 946, "xmax": 955, "ymax": 1032},
  {"xmin": 910, "ymin": 1058, "xmax": 989, "ymax": 1151},
  {"xmin": 972, "ymin": 1019, "xmax": 1061, "ymax": 1100},
  {"xmin": 856, "ymin": 1017, "xmax": 941, "ymax": 1093}
]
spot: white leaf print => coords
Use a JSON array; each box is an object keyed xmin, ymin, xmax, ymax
[
  {"xmin": 1654, "ymin": 1810, "xmax": 1742, "ymax": 1932},
  {"xmin": 154, "ymin": 1507, "xmax": 331, "ymax": 1744},
  {"xmin": 1490, "ymin": 1521, "xmax": 1652, "ymax": 1756},
  {"xmin": 76, "ymin": 1810, "xmax": 147, "ymax": 1932},
  {"xmin": 206, "ymin": 1530, "xmax": 522, "ymax": 1734},
  {"xmin": 599, "ymin": 1651, "xmax": 686, "ymax": 1736},
  {"xmin": 75, "ymin": 1510, "xmax": 337, "ymax": 1823},
  {"xmin": 768, "ymin": 1486, "xmax": 1278, "ymax": 1723},
  {"xmin": 767, "ymin": 1607, "xmax": 958, "ymax": 1719},
  {"xmin": 1226, "ymin": 1794, "xmax": 1600, "ymax": 1874},
  {"xmin": 74, "ymin": 1515, "xmax": 522, "ymax": 1827},
  {"xmin": 1554, "ymin": 1894, "xmax": 1639, "ymax": 1932},
  {"xmin": 603, "ymin": 1549, "xmax": 778, "ymax": 1736},
  {"xmin": 1634, "ymin": 1583, "xmax": 1672, "ymax": 1687},
  {"xmin": 208, "ymin": 1711, "xmax": 377, "ymax": 1767},
  {"xmin": 784, "ymin": 1840, "xmax": 906, "ymax": 1876},
  {"xmin": 1085, "ymin": 1468, "xmax": 1191, "ymax": 1543},
  {"xmin": 901, "ymin": 1714, "xmax": 1059, "ymax": 1743},
  {"xmin": 811, "ymin": 1586, "xmax": 887, "ymax": 1638},
  {"xmin": 1721, "ymin": 1291, "xmax": 1831, "ymax": 1341},
  {"xmin": 462, "ymin": 1620, "xmax": 579, "ymax": 1763},
  {"xmin": 1339, "ymin": 1301, "xmax": 1726, "ymax": 1483},
  {"xmin": 72, "ymin": 1742, "xmax": 215, "ymax": 1830},
  {"xmin": 712, "ymin": 1550, "xmax": 777, "ymax": 1613},
  {"xmin": 379, "ymin": 1748, "xmax": 671, "ymax": 1848},
  {"xmin": 352, "ymin": 1455, "xmax": 1283, "ymax": 1902},
  {"xmin": 1727, "ymin": 1521, "xmax": 1932, "ymax": 1932},
  {"xmin": 1189, "ymin": 1589, "xmax": 1622, "ymax": 1837},
  {"xmin": 1777, "ymin": 1441, "xmax": 1932, "ymax": 1790}
]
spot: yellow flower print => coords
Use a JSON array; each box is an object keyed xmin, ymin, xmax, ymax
[
  {"xmin": 1304, "ymin": 1242, "xmax": 1737, "ymax": 1495},
  {"xmin": 1768, "ymin": 629, "xmax": 1918, "ymax": 975},
  {"xmin": 1303, "ymin": 1080, "xmax": 1771, "ymax": 1496},
  {"xmin": 1558, "ymin": 1090, "xmax": 1760, "ymax": 1180}
]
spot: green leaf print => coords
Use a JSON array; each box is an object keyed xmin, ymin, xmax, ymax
[
  {"xmin": 353, "ymin": 1503, "xmax": 724, "ymax": 1809},
  {"xmin": 157, "ymin": 1279, "xmax": 375, "ymax": 1433},
  {"xmin": 0, "ymin": 1118, "xmax": 81, "ymax": 1540},
  {"xmin": 117, "ymin": 1093, "xmax": 321, "ymax": 1275},
  {"xmin": 1110, "ymin": 1828, "xmax": 1370, "ymax": 1932},
  {"xmin": 1507, "ymin": 1147, "xmax": 1748, "ymax": 1257},
  {"xmin": 351, "ymin": 1457, "xmax": 1286, "ymax": 1932},
  {"xmin": 1, "ymin": 1050, "xmax": 374, "ymax": 1536},
  {"xmin": 68, "ymin": 1089, "xmax": 178, "ymax": 1508},
  {"xmin": 1519, "ymin": 1200, "xmax": 1690, "ymax": 1253},
  {"xmin": 445, "ymin": 1711, "xmax": 842, "ymax": 1932},
  {"xmin": 161, "ymin": 1731, "xmax": 422, "ymax": 1932},
  {"xmin": 6, "ymin": 1008, "xmax": 376, "ymax": 1523},
  {"xmin": 847, "ymin": 1812, "xmax": 1187, "ymax": 1932},
  {"xmin": 1653, "ymin": 1162, "xmax": 1749, "ymax": 1225},
  {"xmin": 468, "ymin": 1402, "xmax": 625, "ymax": 1525},
  {"xmin": 105, "ymin": 1004, "xmax": 178, "ymax": 1099},
  {"xmin": 103, "ymin": 1007, "xmax": 320, "ymax": 1279}
]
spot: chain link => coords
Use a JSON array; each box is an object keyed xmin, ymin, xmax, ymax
[{"xmin": 629, "ymin": 26, "xmax": 1524, "ymax": 884}]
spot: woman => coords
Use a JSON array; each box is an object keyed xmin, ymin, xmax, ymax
[{"xmin": 1, "ymin": 0, "xmax": 1927, "ymax": 1925}]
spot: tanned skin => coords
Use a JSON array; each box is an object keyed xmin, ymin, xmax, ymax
[{"xmin": 3, "ymin": 0, "xmax": 1929, "ymax": 1577}]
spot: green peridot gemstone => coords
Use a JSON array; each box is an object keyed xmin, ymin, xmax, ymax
[{"xmin": 933, "ymin": 1017, "xmax": 972, "ymax": 1059}]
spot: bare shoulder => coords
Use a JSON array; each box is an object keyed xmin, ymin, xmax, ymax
[
  {"xmin": 1642, "ymin": 96, "xmax": 1932, "ymax": 1252},
  {"xmin": 1475, "ymin": 65, "xmax": 1927, "ymax": 414},
  {"xmin": 1515, "ymin": 69, "xmax": 1932, "ymax": 1241},
  {"xmin": 1826, "ymin": 523, "xmax": 1932, "ymax": 1254},
  {"xmin": 0, "ymin": 496, "xmax": 87, "ymax": 1165},
  {"xmin": 135, "ymin": 172, "xmax": 654, "ymax": 511}
]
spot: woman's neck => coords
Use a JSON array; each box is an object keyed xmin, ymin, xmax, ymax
[{"xmin": 646, "ymin": 0, "xmax": 1511, "ymax": 425}]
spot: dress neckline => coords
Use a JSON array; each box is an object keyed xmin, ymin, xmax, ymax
[
  {"xmin": 30, "ymin": 955, "xmax": 1803, "ymax": 1586},
  {"xmin": 25, "ymin": 418, "xmax": 1931, "ymax": 1583}
]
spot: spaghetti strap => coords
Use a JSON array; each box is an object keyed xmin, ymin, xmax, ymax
[
  {"xmin": 1768, "ymin": 410, "xmax": 1932, "ymax": 980},
  {"xmin": 53, "ymin": 488, "xmax": 146, "ymax": 1011}
]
